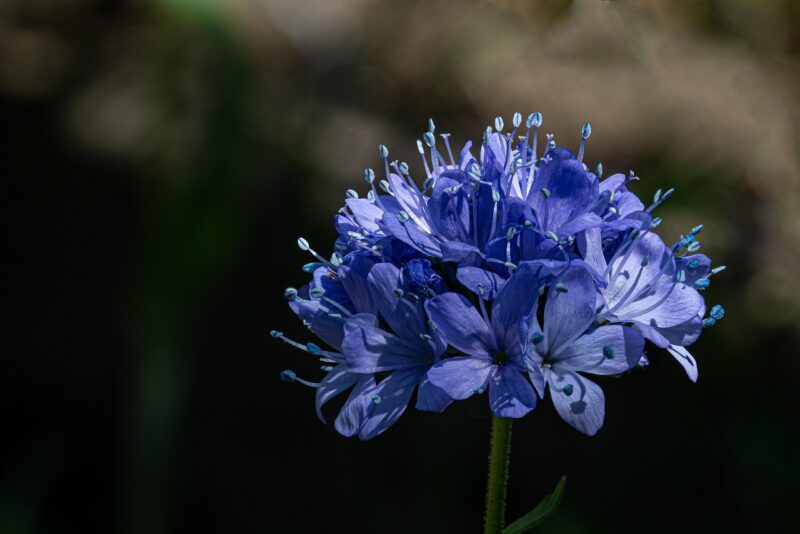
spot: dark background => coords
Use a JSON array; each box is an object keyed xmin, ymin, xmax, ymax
[{"xmin": 3, "ymin": 0, "xmax": 800, "ymax": 532}]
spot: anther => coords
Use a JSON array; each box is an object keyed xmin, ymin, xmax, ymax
[
  {"xmin": 393, "ymin": 288, "xmax": 404, "ymax": 297},
  {"xmin": 280, "ymin": 370, "xmax": 297, "ymax": 383},
  {"xmin": 540, "ymin": 187, "xmax": 551, "ymax": 198},
  {"xmin": 495, "ymin": 116, "xmax": 504, "ymax": 132},
  {"xmin": 513, "ymin": 112, "xmax": 522, "ymax": 128},
  {"xmin": 563, "ymin": 384, "xmax": 574, "ymax": 396},
  {"xmin": 346, "ymin": 189, "xmax": 358, "ymax": 199},
  {"xmin": 396, "ymin": 211, "xmax": 410, "ymax": 223},
  {"xmin": 302, "ymin": 262, "xmax": 322, "ymax": 273},
  {"xmin": 603, "ymin": 346, "xmax": 615, "ymax": 360},
  {"xmin": 527, "ymin": 112, "xmax": 542, "ymax": 128},
  {"xmin": 309, "ymin": 287, "xmax": 325, "ymax": 299},
  {"xmin": 297, "ymin": 237, "xmax": 310, "ymax": 251},
  {"xmin": 364, "ymin": 168, "xmax": 375, "ymax": 184},
  {"xmin": 423, "ymin": 131, "xmax": 435, "ymax": 147},
  {"xmin": 555, "ymin": 283, "xmax": 568, "ymax": 293},
  {"xmin": 379, "ymin": 144, "xmax": 389, "ymax": 158},
  {"xmin": 284, "ymin": 287, "xmax": 298, "ymax": 301},
  {"xmin": 710, "ymin": 304, "xmax": 725, "ymax": 320},
  {"xmin": 694, "ymin": 278, "xmax": 710, "ymax": 291},
  {"xmin": 371, "ymin": 394, "xmax": 382, "ymax": 404},
  {"xmin": 307, "ymin": 342, "xmax": 322, "ymax": 355},
  {"xmin": 581, "ymin": 122, "xmax": 592, "ymax": 140},
  {"xmin": 531, "ymin": 333, "xmax": 544, "ymax": 344}
]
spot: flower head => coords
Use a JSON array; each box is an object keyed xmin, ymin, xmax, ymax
[{"xmin": 276, "ymin": 114, "xmax": 724, "ymax": 438}]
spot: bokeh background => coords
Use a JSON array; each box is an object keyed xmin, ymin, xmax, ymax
[{"xmin": 4, "ymin": 0, "xmax": 800, "ymax": 532}]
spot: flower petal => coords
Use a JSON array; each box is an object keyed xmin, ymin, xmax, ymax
[
  {"xmin": 489, "ymin": 365, "xmax": 537, "ymax": 418},
  {"xmin": 666, "ymin": 345, "xmax": 698, "ymax": 383},
  {"xmin": 338, "ymin": 252, "xmax": 379, "ymax": 316},
  {"xmin": 345, "ymin": 198, "xmax": 383, "ymax": 233},
  {"xmin": 367, "ymin": 262, "xmax": 428, "ymax": 340},
  {"xmin": 342, "ymin": 323, "xmax": 429, "ymax": 373},
  {"xmin": 554, "ymin": 325, "xmax": 645, "ymax": 375},
  {"xmin": 456, "ymin": 266, "xmax": 506, "ymax": 300},
  {"xmin": 415, "ymin": 377, "xmax": 454, "ymax": 413},
  {"xmin": 426, "ymin": 357, "xmax": 494, "ymax": 400},
  {"xmin": 333, "ymin": 375, "xmax": 375, "ymax": 437},
  {"xmin": 547, "ymin": 371, "xmax": 605, "ymax": 436},
  {"xmin": 544, "ymin": 265, "xmax": 597, "ymax": 355},
  {"xmin": 425, "ymin": 293, "xmax": 496, "ymax": 358},
  {"xmin": 358, "ymin": 369, "xmax": 420, "ymax": 440},
  {"xmin": 491, "ymin": 262, "xmax": 542, "ymax": 359},
  {"xmin": 315, "ymin": 364, "xmax": 359, "ymax": 424}
]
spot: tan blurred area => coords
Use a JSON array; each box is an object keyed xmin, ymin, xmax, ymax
[{"xmin": 5, "ymin": 0, "xmax": 796, "ymax": 327}]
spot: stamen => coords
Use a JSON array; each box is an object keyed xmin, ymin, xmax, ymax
[
  {"xmin": 577, "ymin": 121, "xmax": 591, "ymax": 163},
  {"xmin": 710, "ymin": 304, "xmax": 725, "ymax": 320}
]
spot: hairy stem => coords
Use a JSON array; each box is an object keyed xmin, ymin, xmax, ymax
[{"xmin": 484, "ymin": 416, "xmax": 512, "ymax": 534}]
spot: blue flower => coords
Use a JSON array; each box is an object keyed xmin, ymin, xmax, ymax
[
  {"xmin": 425, "ymin": 262, "xmax": 544, "ymax": 418},
  {"xmin": 521, "ymin": 265, "xmax": 645, "ymax": 435},
  {"xmin": 277, "ymin": 114, "xmax": 724, "ymax": 438},
  {"xmin": 278, "ymin": 252, "xmax": 451, "ymax": 440}
]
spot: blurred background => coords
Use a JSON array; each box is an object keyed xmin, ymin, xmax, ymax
[{"xmin": 3, "ymin": 0, "xmax": 800, "ymax": 532}]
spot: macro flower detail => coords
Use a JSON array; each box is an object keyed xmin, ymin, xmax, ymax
[{"xmin": 277, "ymin": 113, "xmax": 725, "ymax": 439}]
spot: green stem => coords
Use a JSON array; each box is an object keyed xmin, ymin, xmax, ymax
[{"xmin": 484, "ymin": 416, "xmax": 513, "ymax": 534}]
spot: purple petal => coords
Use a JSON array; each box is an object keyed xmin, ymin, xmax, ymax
[
  {"xmin": 547, "ymin": 370, "xmax": 605, "ymax": 436},
  {"xmin": 315, "ymin": 364, "xmax": 359, "ymax": 424},
  {"xmin": 345, "ymin": 198, "xmax": 383, "ymax": 233},
  {"xmin": 530, "ymin": 156, "xmax": 599, "ymax": 235},
  {"xmin": 604, "ymin": 232, "xmax": 673, "ymax": 310},
  {"xmin": 342, "ymin": 323, "xmax": 429, "ymax": 373},
  {"xmin": 576, "ymin": 227, "xmax": 607, "ymax": 274},
  {"xmin": 489, "ymin": 365, "xmax": 537, "ymax": 418},
  {"xmin": 367, "ymin": 262, "xmax": 428, "ymax": 341},
  {"xmin": 544, "ymin": 265, "xmax": 597, "ymax": 355},
  {"xmin": 554, "ymin": 325, "xmax": 645, "ymax": 375},
  {"xmin": 456, "ymin": 266, "xmax": 506, "ymax": 301},
  {"xmin": 333, "ymin": 375, "xmax": 375, "ymax": 437},
  {"xmin": 616, "ymin": 282, "xmax": 704, "ymax": 329},
  {"xmin": 666, "ymin": 345, "xmax": 698, "ymax": 383},
  {"xmin": 425, "ymin": 293, "xmax": 496, "ymax": 358},
  {"xmin": 358, "ymin": 369, "xmax": 420, "ymax": 440},
  {"xmin": 491, "ymin": 262, "xmax": 542, "ymax": 359},
  {"xmin": 415, "ymin": 377, "xmax": 453, "ymax": 413},
  {"xmin": 558, "ymin": 212, "xmax": 603, "ymax": 237},
  {"xmin": 426, "ymin": 357, "xmax": 494, "ymax": 400},
  {"xmin": 338, "ymin": 252, "xmax": 379, "ymax": 316}
]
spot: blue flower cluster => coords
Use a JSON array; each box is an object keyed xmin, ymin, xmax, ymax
[{"xmin": 275, "ymin": 114, "xmax": 725, "ymax": 438}]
